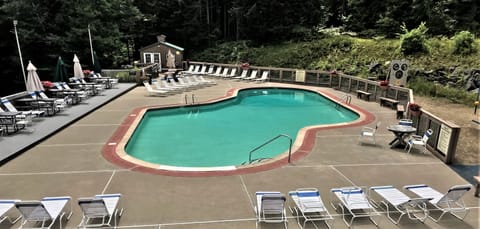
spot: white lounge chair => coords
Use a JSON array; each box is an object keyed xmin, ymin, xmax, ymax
[
  {"xmin": 330, "ymin": 186, "xmax": 379, "ymax": 227},
  {"xmin": 143, "ymin": 81, "xmax": 171, "ymax": 96},
  {"xmin": 370, "ymin": 185, "xmax": 432, "ymax": 224},
  {"xmin": 1, "ymin": 98, "xmax": 44, "ymax": 118},
  {"xmin": 255, "ymin": 71, "xmax": 269, "ymax": 83},
  {"xmin": 210, "ymin": 66, "xmax": 222, "ymax": 77},
  {"xmin": 15, "ymin": 196, "xmax": 72, "ymax": 229},
  {"xmin": 155, "ymin": 79, "xmax": 182, "ymax": 92},
  {"xmin": 288, "ymin": 188, "xmax": 332, "ymax": 229},
  {"xmin": 78, "ymin": 193, "xmax": 123, "ymax": 228},
  {"xmin": 255, "ymin": 191, "xmax": 287, "ymax": 229},
  {"xmin": 359, "ymin": 121, "xmax": 381, "ymax": 144},
  {"xmin": 196, "ymin": 65, "xmax": 207, "ymax": 75},
  {"xmin": 62, "ymin": 82, "xmax": 90, "ymax": 99},
  {"xmin": 224, "ymin": 68, "xmax": 237, "ymax": 78},
  {"xmin": 193, "ymin": 75, "xmax": 216, "ymax": 85},
  {"xmin": 0, "ymin": 199, "xmax": 21, "ymax": 225},
  {"xmin": 29, "ymin": 92, "xmax": 62, "ymax": 115},
  {"xmin": 38, "ymin": 91, "xmax": 71, "ymax": 109},
  {"xmin": 218, "ymin": 67, "xmax": 229, "ymax": 78},
  {"xmin": 0, "ymin": 106, "xmax": 32, "ymax": 132},
  {"xmin": 205, "ymin": 65, "xmax": 215, "ymax": 75},
  {"xmin": 244, "ymin": 70, "xmax": 258, "ymax": 80},
  {"xmin": 404, "ymin": 184, "xmax": 472, "ymax": 222},
  {"xmin": 233, "ymin": 69, "xmax": 248, "ymax": 80},
  {"xmin": 181, "ymin": 65, "xmax": 195, "ymax": 75},
  {"xmin": 405, "ymin": 129, "xmax": 432, "ymax": 154}
]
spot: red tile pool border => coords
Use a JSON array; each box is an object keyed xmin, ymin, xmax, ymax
[{"xmin": 102, "ymin": 86, "xmax": 375, "ymax": 177}]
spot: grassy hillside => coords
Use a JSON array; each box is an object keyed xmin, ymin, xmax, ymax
[
  {"xmin": 193, "ymin": 35, "xmax": 480, "ymax": 78},
  {"xmin": 193, "ymin": 35, "xmax": 480, "ymax": 104}
]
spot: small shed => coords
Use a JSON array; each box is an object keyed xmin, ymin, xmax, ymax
[{"xmin": 139, "ymin": 35, "xmax": 184, "ymax": 68}]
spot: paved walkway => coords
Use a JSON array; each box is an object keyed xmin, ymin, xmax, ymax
[
  {"xmin": 0, "ymin": 79, "xmax": 478, "ymax": 229},
  {"xmin": 0, "ymin": 83, "xmax": 137, "ymax": 163}
]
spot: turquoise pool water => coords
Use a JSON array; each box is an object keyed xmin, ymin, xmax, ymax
[{"xmin": 125, "ymin": 88, "xmax": 359, "ymax": 167}]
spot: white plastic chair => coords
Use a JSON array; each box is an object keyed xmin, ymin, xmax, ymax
[
  {"xmin": 359, "ymin": 121, "xmax": 381, "ymax": 144},
  {"xmin": 405, "ymin": 129, "xmax": 432, "ymax": 153}
]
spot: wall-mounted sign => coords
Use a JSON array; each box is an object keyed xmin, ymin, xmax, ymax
[
  {"xmin": 437, "ymin": 124, "xmax": 452, "ymax": 156},
  {"xmin": 295, "ymin": 70, "xmax": 306, "ymax": 82}
]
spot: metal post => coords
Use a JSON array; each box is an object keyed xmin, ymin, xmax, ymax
[
  {"xmin": 88, "ymin": 24, "xmax": 94, "ymax": 66},
  {"xmin": 13, "ymin": 20, "xmax": 27, "ymax": 90}
]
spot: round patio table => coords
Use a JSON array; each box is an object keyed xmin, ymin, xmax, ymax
[{"xmin": 387, "ymin": 125, "xmax": 417, "ymax": 149}]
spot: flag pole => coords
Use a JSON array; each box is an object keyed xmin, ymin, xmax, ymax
[
  {"xmin": 88, "ymin": 24, "xmax": 94, "ymax": 66},
  {"xmin": 13, "ymin": 20, "xmax": 27, "ymax": 89}
]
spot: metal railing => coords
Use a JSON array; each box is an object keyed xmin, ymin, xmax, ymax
[{"xmin": 248, "ymin": 134, "xmax": 293, "ymax": 164}]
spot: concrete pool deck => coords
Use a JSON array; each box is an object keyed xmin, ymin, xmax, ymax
[{"xmin": 0, "ymin": 79, "xmax": 478, "ymax": 229}]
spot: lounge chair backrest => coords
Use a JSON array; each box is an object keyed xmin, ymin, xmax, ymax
[
  {"xmin": 15, "ymin": 201, "xmax": 52, "ymax": 220},
  {"xmin": 261, "ymin": 194, "xmax": 286, "ymax": 212},
  {"xmin": 206, "ymin": 66, "xmax": 214, "ymax": 74},
  {"xmin": 143, "ymin": 82, "xmax": 155, "ymax": 91},
  {"xmin": 250, "ymin": 70, "xmax": 258, "ymax": 78},
  {"xmin": 38, "ymin": 91, "xmax": 49, "ymax": 99},
  {"xmin": 221, "ymin": 68, "xmax": 229, "ymax": 75},
  {"xmin": 437, "ymin": 184, "xmax": 472, "ymax": 204},
  {"xmin": 261, "ymin": 71, "xmax": 269, "ymax": 79},
  {"xmin": 192, "ymin": 65, "xmax": 200, "ymax": 73},
  {"xmin": 54, "ymin": 83, "xmax": 63, "ymax": 90},
  {"xmin": 240, "ymin": 70, "xmax": 248, "ymax": 77},
  {"xmin": 199, "ymin": 66, "xmax": 207, "ymax": 74},
  {"xmin": 29, "ymin": 92, "xmax": 38, "ymax": 100},
  {"xmin": 1, "ymin": 99, "xmax": 18, "ymax": 112},
  {"xmin": 230, "ymin": 68, "xmax": 237, "ymax": 76},
  {"xmin": 78, "ymin": 198, "xmax": 109, "ymax": 217}
]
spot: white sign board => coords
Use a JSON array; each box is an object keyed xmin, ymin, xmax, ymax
[
  {"xmin": 295, "ymin": 70, "xmax": 306, "ymax": 82},
  {"xmin": 437, "ymin": 124, "xmax": 452, "ymax": 156}
]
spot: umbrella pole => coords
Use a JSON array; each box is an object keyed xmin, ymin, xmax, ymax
[
  {"xmin": 13, "ymin": 20, "xmax": 27, "ymax": 90},
  {"xmin": 88, "ymin": 24, "xmax": 94, "ymax": 66}
]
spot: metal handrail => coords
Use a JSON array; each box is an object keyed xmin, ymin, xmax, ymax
[
  {"xmin": 248, "ymin": 134, "xmax": 293, "ymax": 164},
  {"xmin": 336, "ymin": 94, "xmax": 351, "ymax": 108}
]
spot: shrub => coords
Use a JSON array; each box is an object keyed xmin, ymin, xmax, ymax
[
  {"xmin": 399, "ymin": 22, "xmax": 429, "ymax": 55},
  {"xmin": 408, "ymin": 103, "xmax": 421, "ymax": 111},
  {"xmin": 452, "ymin": 31, "xmax": 476, "ymax": 55}
]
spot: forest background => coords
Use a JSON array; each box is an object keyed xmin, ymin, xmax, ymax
[{"xmin": 0, "ymin": 0, "xmax": 479, "ymax": 96}]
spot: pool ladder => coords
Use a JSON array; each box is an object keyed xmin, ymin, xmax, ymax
[
  {"xmin": 185, "ymin": 94, "xmax": 196, "ymax": 105},
  {"xmin": 336, "ymin": 94, "xmax": 351, "ymax": 108},
  {"xmin": 245, "ymin": 134, "xmax": 293, "ymax": 165},
  {"xmin": 185, "ymin": 94, "xmax": 200, "ymax": 116}
]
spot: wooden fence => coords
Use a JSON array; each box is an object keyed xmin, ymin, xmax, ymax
[{"xmin": 183, "ymin": 61, "xmax": 461, "ymax": 163}]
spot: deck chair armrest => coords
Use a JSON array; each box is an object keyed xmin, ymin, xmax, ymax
[{"xmin": 409, "ymin": 135, "xmax": 422, "ymax": 140}]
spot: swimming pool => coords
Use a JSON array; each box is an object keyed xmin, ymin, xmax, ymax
[{"xmin": 124, "ymin": 88, "xmax": 359, "ymax": 168}]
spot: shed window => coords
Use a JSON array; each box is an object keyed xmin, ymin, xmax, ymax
[{"xmin": 143, "ymin": 52, "xmax": 161, "ymax": 64}]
